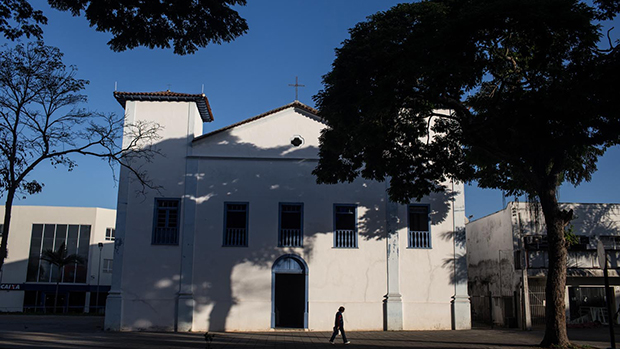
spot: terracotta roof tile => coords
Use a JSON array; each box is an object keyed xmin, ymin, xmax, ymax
[
  {"xmin": 193, "ymin": 100, "xmax": 321, "ymax": 143},
  {"xmin": 114, "ymin": 91, "xmax": 214, "ymax": 122}
]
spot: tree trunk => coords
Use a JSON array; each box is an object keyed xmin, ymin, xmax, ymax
[
  {"xmin": 538, "ymin": 182, "xmax": 572, "ymax": 347},
  {"xmin": 0, "ymin": 187, "xmax": 16, "ymax": 274}
]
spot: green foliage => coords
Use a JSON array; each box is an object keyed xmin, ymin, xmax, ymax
[
  {"xmin": 564, "ymin": 224, "xmax": 579, "ymax": 246},
  {"xmin": 41, "ymin": 242, "xmax": 85, "ymax": 269},
  {"xmin": 313, "ymin": 0, "xmax": 620, "ymax": 203},
  {"xmin": 0, "ymin": 0, "xmax": 47, "ymax": 40},
  {"xmin": 0, "ymin": 0, "xmax": 248, "ymax": 54},
  {"xmin": 313, "ymin": 2, "xmax": 619, "ymax": 345}
]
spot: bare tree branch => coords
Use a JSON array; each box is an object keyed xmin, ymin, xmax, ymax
[{"xmin": 0, "ymin": 41, "xmax": 163, "ymax": 272}]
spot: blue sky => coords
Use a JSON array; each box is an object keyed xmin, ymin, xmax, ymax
[{"xmin": 2, "ymin": 1, "xmax": 619, "ymax": 221}]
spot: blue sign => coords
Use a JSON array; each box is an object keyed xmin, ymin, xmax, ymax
[{"xmin": 0, "ymin": 283, "xmax": 22, "ymax": 291}]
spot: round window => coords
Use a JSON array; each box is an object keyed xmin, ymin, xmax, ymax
[{"xmin": 290, "ymin": 135, "xmax": 304, "ymax": 147}]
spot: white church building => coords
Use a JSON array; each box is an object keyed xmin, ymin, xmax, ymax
[{"xmin": 104, "ymin": 91, "xmax": 471, "ymax": 332}]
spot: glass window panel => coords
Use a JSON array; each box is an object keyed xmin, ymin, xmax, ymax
[
  {"xmin": 50, "ymin": 225, "xmax": 68, "ymax": 283},
  {"xmin": 66, "ymin": 225, "xmax": 79, "ymax": 255},
  {"xmin": 152, "ymin": 199, "xmax": 180, "ymax": 245},
  {"xmin": 75, "ymin": 225, "xmax": 91, "ymax": 283},
  {"xmin": 156, "ymin": 208, "xmax": 168, "ymax": 227},
  {"xmin": 26, "ymin": 224, "xmax": 43, "ymax": 282},
  {"xmin": 42, "ymin": 224, "xmax": 55, "ymax": 250},
  {"xmin": 105, "ymin": 228, "xmax": 115, "ymax": 240},
  {"xmin": 409, "ymin": 206, "xmax": 429, "ymax": 232},
  {"xmin": 62, "ymin": 263, "xmax": 77, "ymax": 283},
  {"xmin": 281, "ymin": 211, "xmax": 301, "ymax": 230},
  {"xmin": 63, "ymin": 225, "xmax": 80, "ymax": 283},
  {"xmin": 167, "ymin": 210, "xmax": 178, "ymax": 228},
  {"xmin": 223, "ymin": 203, "xmax": 248, "ymax": 246},
  {"xmin": 103, "ymin": 259, "xmax": 113, "ymax": 273},
  {"xmin": 335, "ymin": 206, "xmax": 355, "ymax": 230},
  {"xmin": 282, "ymin": 204, "xmax": 301, "ymax": 212},
  {"xmin": 54, "ymin": 225, "xmax": 67, "ymax": 249},
  {"xmin": 40, "ymin": 224, "xmax": 56, "ymax": 282},
  {"xmin": 226, "ymin": 205, "xmax": 247, "ymax": 229}
]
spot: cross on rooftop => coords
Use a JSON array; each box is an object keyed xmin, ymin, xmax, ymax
[{"xmin": 288, "ymin": 76, "xmax": 305, "ymax": 101}]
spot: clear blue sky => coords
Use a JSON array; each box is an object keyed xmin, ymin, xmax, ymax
[{"xmin": 2, "ymin": 1, "xmax": 619, "ymax": 221}]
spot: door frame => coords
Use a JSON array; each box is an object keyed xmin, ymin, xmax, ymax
[{"xmin": 271, "ymin": 254, "xmax": 308, "ymax": 329}]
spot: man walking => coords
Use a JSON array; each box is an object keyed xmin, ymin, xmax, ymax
[{"xmin": 329, "ymin": 306, "xmax": 350, "ymax": 344}]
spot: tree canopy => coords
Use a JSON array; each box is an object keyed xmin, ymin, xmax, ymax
[
  {"xmin": 313, "ymin": 0, "xmax": 619, "ymax": 346},
  {"xmin": 0, "ymin": 0, "xmax": 248, "ymax": 54},
  {"xmin": 315, "ymin": 0, "xmax": 619, "ymax": 202}
]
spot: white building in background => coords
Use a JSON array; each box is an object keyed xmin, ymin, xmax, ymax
[
  {"xmin": 105, "ymin": 91, "xmax": 471, "ymax": 332},
  {"xmin": 0, "ymin": 206, "xmax": 116, "ymax": 313},
  {"xmin": 467, "ymin": 202, "xmax": 620, "ymax": 328}
]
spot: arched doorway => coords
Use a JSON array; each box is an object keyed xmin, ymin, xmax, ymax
[{"xmin": 271, "ymin": 254, "xmax": 308, "ymax": 328}]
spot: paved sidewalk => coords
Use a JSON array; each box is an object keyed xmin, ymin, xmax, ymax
[{"xmin": 0, "ymin": 315, "xmax": 618, "ymax": 348}]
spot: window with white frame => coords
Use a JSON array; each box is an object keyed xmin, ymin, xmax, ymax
[
  {"xmin": 408, "ymin": 205, "xmax": 431, "ymax": 248},
  {"xmin": 105, "ymin": 227, "xmax": 115, "ymax": 241},
  {"xmin": 224, "ymin": 203, "xmax": 248, "ymax": 247},
  {"xmin": 152, "ymin": 199, "xmax": 180, "ymax": 245},
  {"xmin": 334, "ymin": 204, "xmax": 357, "ymax": 248},
  {"xmin": 279, "ymin": 203, "xmax": 303, "ymax": 247},
  {"xmin": 103, "ymin": 259, "xmax": 113, "ymax": 273}
]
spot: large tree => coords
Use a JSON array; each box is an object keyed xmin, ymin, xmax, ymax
[
  {"xmin": 0, "ymin": 0, "xmax": 248, "ymax": 55},
  {"xmin": 313, "ymin": 0, "xmax": 620, "ymax": 347},
  {"xmin": 0, "ymin": 42, "xmax": 160, "ymax": 274}
]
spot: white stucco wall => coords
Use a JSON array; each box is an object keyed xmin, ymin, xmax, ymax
[
  {"xmin": 467, "ymin": 202, "xmax": 620, "ymax": 327},
  {"xmin": 110, "ymin": 102, "xmax": 468, "ymax": 332},
  {"xmin": 0, "ymin": 206, "xmax": 116, "ymax": 312},
  {"xmin": 110, "ymin": 100, "xmax": 203, "ymax": 330},
  {"xmin": 189, "ymin": 158, "xmax": 389, "ymax": 331},
  {"xmin": 466, "ymin": 205, "xmax": 516, "ymax": 293},
  {"xmin": 466, "ymin": 203, "xmax": 518, "ymax": 325}
]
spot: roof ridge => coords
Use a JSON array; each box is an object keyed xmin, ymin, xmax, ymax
[
  {"xmin": 193, "ymin": 101, "xmax": 321, "ymax": 143},
  {"xmin": 113, "ymin": 91, "xmax": 213, "ymax": 122}
]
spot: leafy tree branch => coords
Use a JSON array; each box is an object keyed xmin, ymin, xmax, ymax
[
  {"xmin": 0, "ymin": 0, "xmax": 248, "ymax": 54},
  {"xmin": 313, "ymin": 1, "xmax": 619, "ymax": 346}
]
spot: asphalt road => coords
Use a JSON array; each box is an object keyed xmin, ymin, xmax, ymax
[{"xmin": 0, "ymin": 315, "xmax": 618, "ymax": 348}]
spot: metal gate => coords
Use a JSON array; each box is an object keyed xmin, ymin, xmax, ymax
[
  {"xmin": 529, "ymin": 285, "xmax": 546, "ymax": 325},
  {"xmin": 470, "ymin": 295, "xmax": 492, "ymax": 325}
]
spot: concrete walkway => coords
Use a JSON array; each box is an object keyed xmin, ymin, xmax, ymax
[{"xmin": 0, "ymin": 315, "xmax": 618, "ymax": 348}]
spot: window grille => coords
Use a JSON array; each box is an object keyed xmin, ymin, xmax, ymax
[
  {"xmin": 224, "ymin": 203, "xmax": 248, "ymax": 246},
  {"xmin": 279, "ymin": 204, "xmax": 303, "ymax": 247},
  {"xmin": 152, "ymin": 199, "xmax": 180, "ymax": 245},
  {"xmin": 408, "ymin": 205, "xmax": 431, "ymax": 248},
  {"xmin": 334, "ymin": 205, "xmax": 357, "ymax": 248}
]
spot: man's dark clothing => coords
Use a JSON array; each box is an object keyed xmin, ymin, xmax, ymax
[{"xmin": 329, "ymin": 311, "xmax": 347, "ymax": 343}]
